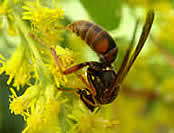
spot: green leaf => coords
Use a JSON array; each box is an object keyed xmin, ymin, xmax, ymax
[{"xmin": 80, "ymin": 0, "xmax": 122, "ymax": 30}]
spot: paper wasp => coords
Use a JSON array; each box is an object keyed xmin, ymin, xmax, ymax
[{"xmin": 30, "ymin": 10, "xmax": 154, "ymax": 112}]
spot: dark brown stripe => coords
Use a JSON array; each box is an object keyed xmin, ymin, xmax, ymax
[
  {"xmin": 68, "ymin": 22, "xmax": 75, "ymax": 33},
  {"xmin": 79, "ymin": 21, "xmax": 93, "ymax": 40},
  {"xmin": 85, "ymin": 24, "xmax": 102, "ymax": 47},
  {"xmin": 92, "ymin": 30, "xmax": 106, "ymax": 44},
  {"xmin": 75, "ymin": 20, "xmax": 86, "ymax": 36},
  {"xmin": 74, "ymin": 22, "xmax": 78, "ymax": 35},
  {"xmin": 85, "ymin": 24, "xmax": 96, "ymax": 45},
  {"xmin": 72, "ymin": 23, "xmax": 76, "ymax": 33},
  {"xmin": 92, "ymin": 31, "xmax": 108, "ymax": 48},
  {"xmin": 75, "ymin": 21, "xmax": 83, "ymax": 36}
]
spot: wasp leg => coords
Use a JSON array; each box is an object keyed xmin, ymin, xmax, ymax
[
  {"xmin": 77, "ymin": 74, "xmax": 97, "ymax": 96},
  {"xmin": 51, "ymin": 47, "xmax": 98, "ymax": 98},
  {"xmin": 77, "ymin": 74, "xmax": 90, "ymax": 88},
  {"xmin": 51, "ymin": 48, "xmax": 90, "ymax": 74},
  {"xmin": 29, "ymin": 34, "xmax": 69, "ymax": 73},
  {"xmin": 58, "ymin": 86, "xmax": 98, "ymax": 112},
  {"xmin": 29, "ymin": 33, "xmax": 53, "ymax": 49},
  {"xmin": 29, "ymin": 34, "xmax": 90, "ymax": 74},
  {"xmin": 78, "ymin": 89, "xmax": 98, "ymax": 112},
  {"xmin": 51, "ymin": 47, "xmax": 98, "ymax": 74},
  {"xmin": 57, "ymin": 87, "xmax": 81, "ymax": 97}
]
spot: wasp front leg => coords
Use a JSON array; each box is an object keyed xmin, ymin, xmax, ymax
[
  {"xmin": 51, "ymin": 47, "xmax": 97, "ymax": 90},
  {"xmin": 51, "ymin": 48, "xmax": 96, "ymax": 74}
]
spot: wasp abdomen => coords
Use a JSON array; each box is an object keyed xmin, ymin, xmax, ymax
[
  {"xmin": 68, "ymin": 20, "xmax": 117, "ymax": 63},
  {"xmin": 68, "ymin": 21, "xmax": 99, "ymax": 44}
]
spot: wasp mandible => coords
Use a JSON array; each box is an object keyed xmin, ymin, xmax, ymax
[{"xmin": 31, "ymin": 10, "xmax": 154, "ymax": 112}]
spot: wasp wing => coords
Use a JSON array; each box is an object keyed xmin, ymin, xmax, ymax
[
  {"xmin": 115, "ymin": 10, "xmax": 155, "ymax": 85},
  {"xmin": 115, "ymin": 20, "xmax": 140, "ymax": 84}
]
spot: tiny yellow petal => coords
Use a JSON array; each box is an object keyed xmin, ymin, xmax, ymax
[{"xmin": 10, "ymin": 88, "xmax": 17, "ymax": 98}]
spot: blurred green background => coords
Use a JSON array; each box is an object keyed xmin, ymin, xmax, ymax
[{"xmin": 0, "ymin": 0, "xmax": 174, "ymax": 133}]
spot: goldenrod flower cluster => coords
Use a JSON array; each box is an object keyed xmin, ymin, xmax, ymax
[{"xmin": 22, "ymin": 0, "xmax": 64, "ymax": 46}]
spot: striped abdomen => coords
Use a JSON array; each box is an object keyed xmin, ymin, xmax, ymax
[{"xmin": 68, "ymin": 20, "xmax": 118, "ymax": 63}]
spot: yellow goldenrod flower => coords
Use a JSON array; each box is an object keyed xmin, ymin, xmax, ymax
[
  {"xmin": 48, "ymin": 45, "xmax": 83, "ymax": 88},
  {"xmin": 0, "ymin": 45, "xmax": 34, "ymax": 91},
  {"xmin": 21, "ymin": 85, "xmax": 66, "ymax": 133},
  {"xmin": 9, "ymin": 86, "xmax": 39, "ymax": 119},
  {"xmin": 22, "ymin": 0, "xmax": 64, "ymax": 46},
  {"xmin": 67, "ymin": 100, "xmax": 119, "ymax": 133}
]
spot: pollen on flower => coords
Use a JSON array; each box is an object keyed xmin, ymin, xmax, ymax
[
  {"xmin": 22, "ymin": 0, "xmax": 64, "ymax": 46},
  {"xmin": 9, "ymin": 95, "xmax": 30, "ymax": 118}
]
